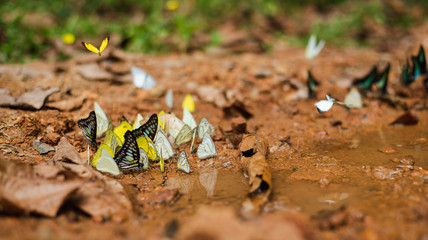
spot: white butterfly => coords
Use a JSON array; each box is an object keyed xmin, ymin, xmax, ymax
[
  {"xmin": 165, "ymin": 89, "xmax": 173, "ymax": 109},
  {"xmin": 315, "ymin": 95, "xmax": 336, "ymax": 113},
  {"xmin": 155, "ymin": 130, "xmax": 175, "ymax": 160},
  {"xmin": 174, "ymin": 124, "xmax": 194, "ymax": 146},
  {"xmin": 163, "ymin": 114, "xmax": 185, "ymax": 140},
  {"xmin": 139, "ymin": 148, "xmax": 149, "ymax": 170},
  {"xmin": 131, "ymin": 66, "xmax": 157, "ymax": 90},
  {"xmin": 197, "ymin": 133, "xmax": 216, "ymax": 160},
  {"xmin": 132, "ymin": 113, "xmax": 144, "ymax": 129},
  {"xmin": 344, "ymin": 88, "xmax": 363, "ymax": 109},
  {"xmin": 177, "ymin": 150, "xmax": 190, "ymax": 173},
  {"xmin": 182, "ymin": 108, "xmax": 197, "ymax": 130},
  {"xmin": 197, "ymin": 117, "xmax": 214, "ymax": 139},
  {"xmin": 96, "ymin": 148, "xmax": 121, "ymax": 175},
  {"xmin": 305, "ymin": 34, "xmax": 325, "ymax": 60},
  {"xmin": 94, "ymin": 101, "xmax": 109, "ymax": 138}
]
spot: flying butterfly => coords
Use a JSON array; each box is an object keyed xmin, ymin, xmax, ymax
[
  {"xmin": 197, "ymin": 117, "xmax": 214, "ymax": 139},
  {"xmin": 374, "ymin": 63, "xmax": 390, "ymax": 95},
  {"xmin": 353, "ymin": 66, "xmax": 378, "ymax": 90},
  {"xmin": 132, "ymin": 113, "xmax": 158, "ymax": 141},
  {"xmin": 197, "ymin": 133, "xmax": 216, "ymax": 160},
  {"xmin": 177, "ymin": 150, "xmax": 190, "ymax": 173},
  {"xmin": 77, "ymin": 111, "xmax": 97, "ymax": 148},
  {"xmin": 307, "ymin": 70, "xmax": 319, "ymax": 99},
  {"xmin": 114, "ymin": 131, "xmax": 141, "ymax": 171},
  {"xmin": 81, "ymin": 37, "xmax": 109, "ymax": 56},
  {"xmin": 96, "ymin": 148, "xmax": 121, "ymax": 175}
]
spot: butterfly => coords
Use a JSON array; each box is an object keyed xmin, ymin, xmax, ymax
[
  {"xmin": 131, "ymin": 66, "xmax": 157, "ymax": 90},
  {"xmin": 155, "ymin": 130, "xmax": 175, "ymax": 161},
  {"xmin": 402, "ymin": 45, "xmax": 427, "ymax": 85},
  {"xmin": 91, "ymin": 143, "xmax": 114, "ymax": 167},
  {"xmin": 305, "ymin": 34, "xmax": 325, "ymax": 60},
  {"xmin": 174, "ymin": 124, "xmax": 194, "ymax": 146},
  {"xmin": 103, "ymin": 130, "xmax": 122, "ymax": 154},
  {"xmin": 344, "ymin": 88, "xmax": 363, "ymax": 109},
  {"xmin": 132, "ymin": 113, "xmax": 145, "ymax": 129},
  {"xmin": 307, "ymin": 70, "xmax": 319, "ymax": 99},
  {"xmin": 315, "ymin": 95, "xmax": 336, "ymax": 113},
  {"xmin": 136, "ymin": 136, "xmax": 158, "ymax": 160},
  {"xmin": 77, "ymin": 111, "xmax": 97, "ymax": 148},
  {"xmin": 197, "ymin": 117, "xmax": 214, "ymax": 139},
  {"xmin": 94, "ymin": 102, "xmax": 110, "ymax": 138},
  {"xmin": 81, "ymin": 37, "xmax": 109, "ymax": 56},
  {"xmin": 177, "ymin": 150, "xmax": 190, "ymax": 173},
  {"xmin": 132, "ymin": 113, "xmax": 158, "ymax": 142},
  {"xmin": 182, "ymin": 94, "xmax": 195, "ymax": 113},
  {"xmin": 166, "ymin": 89, "xmax": 174, "ymax": 109},
  {"xmin": 139, "ymin": 148, "xmax": 149, "ymax": 170},
  {"xmin": 375, "ymin": 63, "xmax": 390, "ymax": 95},
  {"xmin": 163, "ymin": 114, "xmax": 185, "ymax": 139},
  {"xmin": 114, "ymin": 119, "xmax": 133, "ymax": 143},
  {"xmin": 353, "ymin": 66, "xmax": 378, "ymax": 90},
  {"xmin": 197, "ymin": 133, "xmax": 216, "ymax": 160},
  {"xmin": 182, "ymin": 108, "xmax": 197, "ymax": 130},
  {"xmin": 114, "ymin": 131, "xmax": 141, "ymax": 171},
  {"xmin": 96, "ymin": 148, "xmax": 121, "ymax": 175}
]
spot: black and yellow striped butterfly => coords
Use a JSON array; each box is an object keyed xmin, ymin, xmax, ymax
[
  {"xmin": 114, "ymin": 131, "xmax": 141, "ymax": 171},
  {"xmin": 77, "ymin": 111, "xmax": 97, "ymax": 148},
  {"xmin": 81, "ymin": 37, "xmax": 109, "ymax": 56},
  {"xmin": 132, "ymin": 113, "xmax": 158, "ymax": 141}
]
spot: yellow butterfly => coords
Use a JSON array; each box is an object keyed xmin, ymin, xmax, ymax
[{"xmin": 81, "ymin": 37, "xmax": 109, "ymax": 56}]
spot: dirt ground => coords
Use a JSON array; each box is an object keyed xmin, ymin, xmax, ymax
[{"xmin": 0, "ymin": 23, "xmax": 428, "ymax": 240}]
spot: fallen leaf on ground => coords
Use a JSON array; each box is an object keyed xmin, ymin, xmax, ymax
[
  {"xmin": 0, "ymin": 159, "xmax": 82, "ymax": 217},
  {"xmin": 0, "ymin": 87, "xmax": 59, "ymax": 110},
  {"xmin": 52, "ymin": 137, "xmax": 87, "ymax": 165},
  {"xmin": 76, "ymin": 63, "xmax": 113, "ymax": 81},
  {"xmin": 239, "ymin": 134, "xmax": 272, "ymax": 218},
  {"xmin": 45, "ymin": 95, "xmax": 87, "ymax": 111}
]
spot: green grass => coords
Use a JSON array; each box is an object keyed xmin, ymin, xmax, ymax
[{"xmin": 0, "ymin": 0, "xmax": 425, "ymax": 63}]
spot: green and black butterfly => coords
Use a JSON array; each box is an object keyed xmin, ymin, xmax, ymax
[
  {"xmin": 402, "ymin": 45, "xmax": 427, "ymax": 85},
  {"xmin": 77, "ymin": 111, "xmax": 97, "ymax": 148},
  {"xmin": 307, "ymin": 70, "xmax": 319, "ymax": 99},
  {"xmin": 353, "ymin": 66, "xmax": 378, "ymax": 90},
  {"xmin": 375, "ymin": 63, "xmax": 390, "ymax": 95},
  {"xmin": 132, "ymin": 113, "xmax": 158, "ymax": 141},
  {"xmin": 114, "ymin": 130, "xmax": 141, "ymax": 171}
]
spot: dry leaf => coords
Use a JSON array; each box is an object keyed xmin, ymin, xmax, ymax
[
  {"xmin": 45, "ymin": 95, "xmax": 86, "ymax": 111},
  {"xmin": 0, "ymin": 87, "xmax": 59, "ymax": 110},
  {"xmin": 76, "ymin": 63, "xmax": 113, "ymax": 81},
  {"xmin": 390, "ymin": 112, "xmax": 418, "ymax": 126},
  {"xmin": 52, "ymin": 137, "xmax": 87, "ymax": 165}
]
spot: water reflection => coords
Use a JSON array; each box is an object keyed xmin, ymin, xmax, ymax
[
  {"xmin": 199, "ymin": 170, "xmax": 218, "ymax": 197},
  {"xmin": 165, "ymin": 170, "xmax": 218, "ymax": 197}
]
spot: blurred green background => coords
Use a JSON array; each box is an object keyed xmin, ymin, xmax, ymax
[{"xmin": 0, "ymin": 0, "xmax": 426, "ymax": 63}]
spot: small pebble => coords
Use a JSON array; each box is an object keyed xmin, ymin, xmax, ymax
[
  {"xmin": 400, "ymin": 155, "xmax": 415, "ymax": 166},
  {"xmin": 378, "ymin": 147, "xmax": 397, "ymax": 154}
]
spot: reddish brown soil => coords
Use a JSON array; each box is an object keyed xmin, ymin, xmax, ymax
[{"xmin": 0, "ymin": 25, "xmax": 428, "ymax": 239}]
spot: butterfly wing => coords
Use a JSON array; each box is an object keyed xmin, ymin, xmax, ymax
[
  {"xmin": 353, "ymin": 66, "xmax": 378, "ymax": 90},
  {"xmin": 114, "ymin": 131, "xmax": 141, "ymax": 171},
  {"xmin": 182, "ymin": 94, "xmax": 195, "ymax": 112},
  {"xmin": 197, "ymin": 133, "xmax": 216, "ymax": 160},
  {"xmin": 375, "ymin": 63, "xmax": 390, "ymax": 94},
  {"xmin": 197, "ymin": 118, "xmax": 214, "ymax": 139},
  {"xmin": 99, "ymin": 37, "xmax": 109, "ymax": 53},
  {"xmin": 132, "ymin": 113, "xmax": 158, "ymax": 141},
  {"xmin": 307, "ymin": 70, "xmax": 319, "ymax": 99},
  {"xmin": 81, "ymin": 42, "xmax": 100, "ymax": 55},
  {"xmin": 182, "ymin": 108, "xmax": 197, "ymax": 130},
  {"xmin": 174, "ymin": 124, "xmax": 194, "ymax": 145},
  {"xmin": 155, "ymin": 131, "xmax": 174, "ymax": 160},
  {"xmin": 77, "ymin": 111, "xmax": 97, "ymax": 148},
  {"xmin": 166, "ymin": 89, "xmax": 174, "ymax": 109},
  {"xmin": 177, "ymin": 151, "xmax": 190, "ymax": 173},
  {"xmin": 96, "ymin": 148, "xmax": 121, "ymax": 175},
  {"xmin": 139, "ymin": 148, "xmax": 149, "ymax": 170},
  {"xmin": 417, "ymin": 45, "xmax": 426, "ymax": 74},
  {"xmin": 401, "ymin": 60, "xmax": 412, "ymax": 85},
  {"xmin": 94, "ymin": 102, "xmax": 109, "ymax": 137}
]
